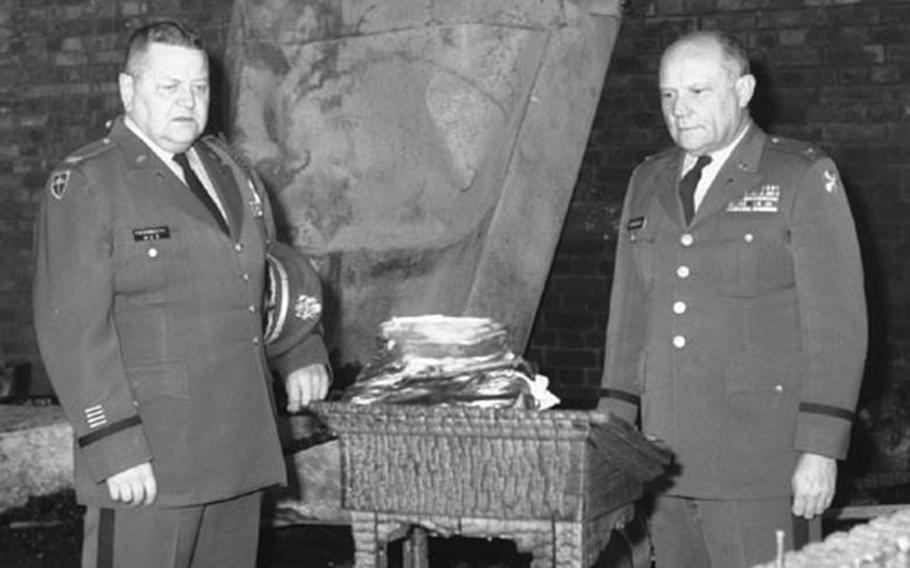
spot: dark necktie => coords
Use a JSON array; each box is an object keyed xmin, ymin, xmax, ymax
[
  {"xmin": 679, "ymin": 154, "xmax": 712, "ymax": 225},
  {"xmin": 173, "ymin": 152, "xmax": 229, "ymax": 234}
]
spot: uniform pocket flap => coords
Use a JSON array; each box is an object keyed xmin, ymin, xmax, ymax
[
  {"xmin": 725, "ymin": 349, "xmax": 803, "ymax": 396},
  {"xmin": 127, "ymin": 359, "xmax": 189, "ymax": 401}
]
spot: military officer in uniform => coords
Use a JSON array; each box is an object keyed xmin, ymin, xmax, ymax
[
  {"xmin": 33, "ymin": 21, "xmax": 330, "ymax": 568},
  {"xmin": 598, "ymin": 31, "xmax": 867, "ymax": 567}
]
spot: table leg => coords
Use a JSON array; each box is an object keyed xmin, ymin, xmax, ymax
[
  {"xmin": 403, "ymin": 526, "xmax": 429, "ymax": 568},
  {"xmin": 350, "ymin": 511, "xmax": 382, "ymax": 568}
]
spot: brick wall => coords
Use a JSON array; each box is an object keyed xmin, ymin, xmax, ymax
[{"xmin": 2, "ymin": 0, "xmax": 910, "ymax": 469}]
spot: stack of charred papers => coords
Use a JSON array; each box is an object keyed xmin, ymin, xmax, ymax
[{"xmin": 339, "ymin": 315, "xmax": 559, "ymax": 410}]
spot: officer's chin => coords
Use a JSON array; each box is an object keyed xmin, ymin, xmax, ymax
[
  {"xmin": 162, "ymin": 129, "xmax": 203, "ymax": 153},
  {"xmin": 674, "ymin": 135, "xmax": 701, "ymax": 151}
]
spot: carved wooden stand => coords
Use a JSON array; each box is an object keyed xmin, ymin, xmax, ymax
[{"xmin": 311, "ymin": 403, "xmax": 669, "ymax": 568}]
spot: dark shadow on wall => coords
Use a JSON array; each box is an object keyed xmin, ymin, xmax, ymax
[
  {"xmin": 837, "ymin": 169, "xmax": 900, "ymax": 502},
  {"xmin": 207, "ymin": 53, "xmax": 229, "ymax": 137},
  {"xmin": 748, "ymin": 60, "xmax": 779, "ymax": 132}
]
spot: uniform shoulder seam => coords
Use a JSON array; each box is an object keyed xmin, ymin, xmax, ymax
[
  {"xmin": 200, "ymin": 134, "xmax": 249, "ymax": 167},
  {"xmin": 765, "ymin": 134, "xmax": 829, "ymax": 163},
  {"xmin": 643, "ymin": 146, "xmax": 676, "ymax": 162},
  {"xmin": 56, "ymin": 137, "xmax": 117, "ymax": 170}
]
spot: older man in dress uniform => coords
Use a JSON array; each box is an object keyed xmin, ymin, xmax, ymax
[
  {"xmin": 33, "ymin": 21, "xmax": 330, "ymax": 568},
  {"xmin": 598, "ymin": 31, "xmax": 867, "ymax": 567}
]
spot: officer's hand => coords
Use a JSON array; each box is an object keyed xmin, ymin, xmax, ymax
[
  {"xmin": 106, "ymin": 462, "xmax": 157, "ymax": 506},
  {"xmin": 791, "ymin": 452, "xmax": 836, "ymax": 519},
  {"xmin": 285, "ymin": 363, "xmax": 330, "ymax": 413}
]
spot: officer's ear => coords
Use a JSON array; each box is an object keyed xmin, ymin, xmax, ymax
[
  {"xmin": 118, "ymin": 72, "xmax": 135, "ymax": 113},
  {"xmin": 735, "ymin": 73, "xmax": 756, "ymax": 109}
]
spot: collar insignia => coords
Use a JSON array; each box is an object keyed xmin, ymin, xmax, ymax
[{"xmin": 247, "ymin": 180, "xmax": 264, "ymax": 218}]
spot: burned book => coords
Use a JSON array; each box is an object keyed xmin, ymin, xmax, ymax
[{"xmin": 341, "ymin": 315, "xmax": 558, "ymax": 409}]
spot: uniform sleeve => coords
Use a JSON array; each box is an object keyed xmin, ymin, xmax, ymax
[
  {"xmin": 269, "ymin": 327, "xmax": 330, "ymax": 379},
  {"xmin": 598, "ymin": 169, "xmax": 646, "ymax": 425},
  {"xmin": 33, "ymin": 167, "xmax": 152, "ymax": 482},
  {"xmin": 790, "ymin": 158, "xmax": 867, "ymax": 459}
]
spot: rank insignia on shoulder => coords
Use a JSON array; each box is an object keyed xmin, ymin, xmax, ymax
[
  {"xmin": 824, "ymin": 169, "xmax": 839, "ymax": 194},
  {"xmin": 49, "ymin": 171, "xmax": 71, "ymax": 200},
  {"xmin": 727, "ymin": 184, "xmax": 780, "ymax": 213},
  {"xmin": 628, "ymin": 216, "xmax": 646, "ymax": 230}
]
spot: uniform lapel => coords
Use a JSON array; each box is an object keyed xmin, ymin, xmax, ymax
[
  {"xmin": 194, "ymin": 141, "xmax": 245, "ymax": 241},
  {"xmin": 110, "ymin": 119, "xmax": 217, "ymax": 229},
  {"xmin": 691, "ymin": 124, "xmax": 766, "ymax": 225},
  {"xmin": 656, "ymin": 151, "xmax": 687, "ymax": 227}
]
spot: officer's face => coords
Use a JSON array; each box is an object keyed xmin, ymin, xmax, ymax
[
  {"xmin": 119, "ymin": 43, "xmax": 209, "ymax": 153},
  {"xmin": 659, "ymin": 38, "xmax": 755, "ymax": 156}
]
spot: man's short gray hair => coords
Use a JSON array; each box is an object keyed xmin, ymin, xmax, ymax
[
  {"xmin": 124, "ymin": 20, "xmax": 205, "ymax": 75},
  {"xmin": 668, "ymin": 30, "xmax": 751, "ymax": 79}
]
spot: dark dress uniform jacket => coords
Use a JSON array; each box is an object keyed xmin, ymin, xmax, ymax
[
  {"xmin": 601, "ymin": 123, "xmax": 867, "ymax": 499},
  {"xmin": 33, "ymin": 117, "xmax": 327, "ymax": 508}
]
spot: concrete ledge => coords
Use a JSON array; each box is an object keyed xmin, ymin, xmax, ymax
[
  {"xmin": 0, "ymin": 406, "xmax": 348, "ymax": 524},
  {"xmin": 0, "ymin": 405, "xmax": 73, "ymax": 513}
]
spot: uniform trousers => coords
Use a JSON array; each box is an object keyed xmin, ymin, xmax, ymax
[
  {"xmin": 81, "ymin": 490, "xmax": 262, "ymax": 568},
  {"xmin": 650, "ymin": 494, "xmax": 808, "ymax": 568}
]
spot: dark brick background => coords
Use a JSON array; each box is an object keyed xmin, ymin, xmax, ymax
[{"xmin": 2, "ymin": 1, "xmax": 909, "ymax": 479}]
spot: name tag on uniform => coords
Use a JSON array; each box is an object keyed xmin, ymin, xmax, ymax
[
  {"xmin": 727, "ymin": 184, "xmax": 780, "ymax": 213},
  {"xmin": 628, "ymin": 216, "xmax": 646, "ymax": 230},
  {"xmin": 133, "ymin": 226, "xmax": 171, "ymax": 241}
]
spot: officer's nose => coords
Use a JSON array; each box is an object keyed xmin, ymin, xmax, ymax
[
  {"xmin": 176, "ymin": 84, "xmax": 196, "ymax": 108},
  {"xmin": 670, "ymin": 95, "xmax": 690, "ymax": 117}
]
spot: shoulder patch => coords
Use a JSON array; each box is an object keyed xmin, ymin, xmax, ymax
[
  {"xmin": 48, "ymin": 170, "xmax": 71, "ymax": 199},
  {"xmin": 48, "ymin": 136, "xmax": 116, "ymax": 199}
]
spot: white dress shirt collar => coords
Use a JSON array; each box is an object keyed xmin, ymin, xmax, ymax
[{"xmin": 684, "ymin": 121, "xmax": 752, "ymax": 211}]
